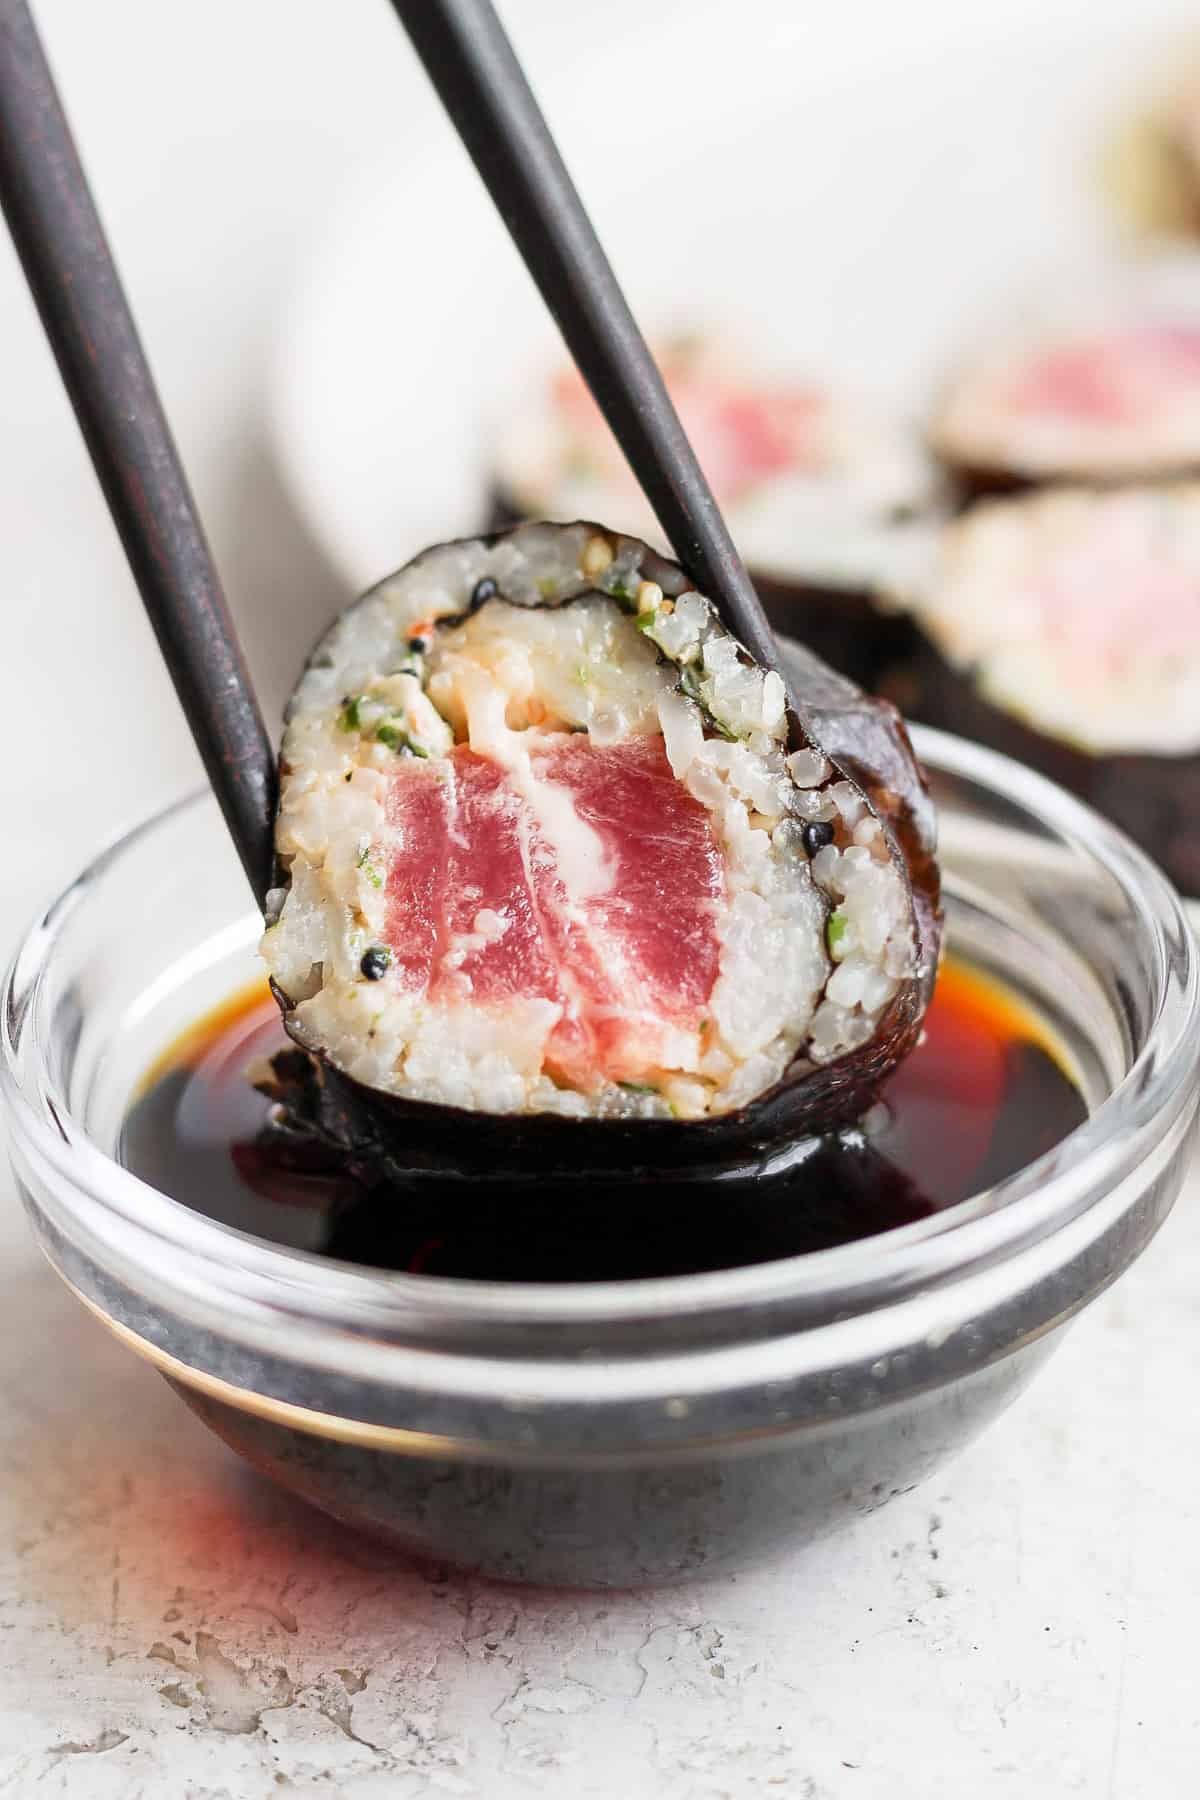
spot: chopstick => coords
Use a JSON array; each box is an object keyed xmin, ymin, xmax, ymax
[
  {"xmin": 389, "ymin": 0, "xmax": 781, "ymax": 676},
  {"xmin": 0, "ymin": 1, "xmax": 275, "ymax": 905},
  {"xmin": 0, "ymin": 0, "xmax": 776, "ymax": 925}
]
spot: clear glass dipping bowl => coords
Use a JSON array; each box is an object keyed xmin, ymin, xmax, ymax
[{"xmin": 3, "ymin": 728, "xmax": 1198, "ymax": 1588}]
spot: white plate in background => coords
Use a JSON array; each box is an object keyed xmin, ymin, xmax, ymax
[{"xmin": 270, "ymin": 0, "xmax": 1199, "ymax": 590}]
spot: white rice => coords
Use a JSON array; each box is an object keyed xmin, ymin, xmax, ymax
[{"xmin": 263, "ymin": 522, "xmax": 916, "ymax": 1120}]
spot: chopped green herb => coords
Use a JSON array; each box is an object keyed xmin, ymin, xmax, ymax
[
  {"xmin": 575, "ymin": 663, "xmax": 591, "ymax": 686},
  {"xmin": 826, "ymin": 910, "xmax": 849, "ymax": 955},
  {"xmin": 635, "ymin": 613, "xmax": 658, "ymax": 634},
  {"xmin": 606, "ymin": 580, "xmax": 638, "ymax": 612},
  {"xmin": 337, "ymin": 695, "xmax": 362, "ymax": 732},
  {"xmin": 617, "ymin": 1079, "xmax": 660, "ymax": 1095},
  {"xmin": 357, "ymin": 844, "xmax": 383, "ymax": 889},
  {"xmin": 679, "ymin": 667, "xmax": 738, "ymax": 741},
  {"xmin": 376, "ymin": 720, "xmax": 430, "ymax": 757},
  {"xmin": 537, "ymin": 576, "xmax": 558, "ymax": 598}
]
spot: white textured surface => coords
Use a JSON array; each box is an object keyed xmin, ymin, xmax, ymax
[
  {"xmin": 2, "ymin": 4, "xmax": 1199, "ymax": 1795},
  {"xmin": 0, "ymin": 1172, "xmax": 1198, "ymax": 1798}
]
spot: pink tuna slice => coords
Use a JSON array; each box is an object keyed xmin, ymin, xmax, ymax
[
  {"xmin": 1007, "ymin": 322, "xmax": 1200, "ymax": 426},
  {"xmin": 1026, "ymin": 501, "xmax": 1200, "ymax": 673},
  {"xmin": 383, "ymin": 736, "xmax": 724, "ymax": 1089}
]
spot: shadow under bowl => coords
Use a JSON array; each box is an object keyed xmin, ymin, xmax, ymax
[{"xmin": 3, "ymin": 729, "xmax": 1198, "ymax": 1587}]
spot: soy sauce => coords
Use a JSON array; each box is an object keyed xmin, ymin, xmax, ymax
[{"xmin": 120, "ymin": 961, "xmax": 1086, "ymax": 1282}]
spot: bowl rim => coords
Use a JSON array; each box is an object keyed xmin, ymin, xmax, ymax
[{"xmin": 3, "ymin": 725, "xmax": 1198, "ymax": 1339}]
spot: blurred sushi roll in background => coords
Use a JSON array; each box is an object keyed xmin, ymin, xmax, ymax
[
  {"xmin": 479, "ymin": 311, "xmax": 1200, "ymax": 900},
  {"xmin": 876, "ymin": 255, "xmax": 1200, "ymax": 899},
  {"xmin": 489, "ymin": 332, "xmax": 945, "ymax": 693},
  {"xmin": 930, "ymin": 256, "xmax": 1200, "ymax": 495},
  {"xmin": 877, "ymin": 484, "xmax": 1200, "ymax": 896}
]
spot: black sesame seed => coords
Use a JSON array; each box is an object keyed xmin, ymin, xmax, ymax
[
  {"xmin": 470, "ymin": 575, "xmax": 499, "ymax": 610},
  {"xmin": 407, "ymin": 633, "xmax": 430, "ymax": 654},
  {"xmin": 360, "ymin": 946, "xmax": 392, "ymax": 981},
  {"xmin": 802, "ymin": 820, "xmax": 835, "ymax": 858}
]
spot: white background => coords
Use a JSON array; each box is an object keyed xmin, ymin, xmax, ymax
[{"xmin": 0, "ymin": 3, "xmax": 1198, "ymax": 1794}]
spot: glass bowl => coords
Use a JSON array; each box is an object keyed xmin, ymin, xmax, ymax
[{"xmin": 3, "ymin": 728, "xmax": 1198, "ymax": 1588}]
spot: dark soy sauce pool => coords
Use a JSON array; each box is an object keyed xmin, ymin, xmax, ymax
[{"xmin": 120, "ymin": 959, "xmax": 1087, "ymax": 1282}]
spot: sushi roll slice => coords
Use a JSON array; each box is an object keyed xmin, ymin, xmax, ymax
[
  {"xmin": 490, "ymin": 333, "xmax": 942, "ymax": 691},
  {"xmin": 261, "ymin": 521, "xmax": 940, "ymax": 1167},
  {"xmin": 884, "ymin": 485, "xmax": 1200, "ymax": 895},
  {"xmin": 931, "ymin": 257, "xmax": 1200, "ymax": 494}
]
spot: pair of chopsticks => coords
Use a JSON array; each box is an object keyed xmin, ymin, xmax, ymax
[{"xmin": 0, "ymin": 0, "xmax": 779, "ymax": 907}]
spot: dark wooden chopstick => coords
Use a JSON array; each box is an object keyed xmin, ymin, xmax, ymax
[
  {"xmin": 0, "ymin": 1, "xmax": 275, "ymax": 905},
  {"xmin": 389, "ymin": 0, "xmax": 781, "ymax": 675}
]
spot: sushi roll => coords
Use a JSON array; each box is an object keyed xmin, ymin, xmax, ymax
[
  {"xmin": 931, "ymin": 257, "xmax": 1200, "ymax": 494},
  {"xmin": 490, "ymin": 334, "xmax": 942, "ymax": 691},
  {"xmin": 261, "ymin": 521, "xmax": 940, "ymax": 1170},
  {"xmin": 883, "ymin": 485, "xmax": 1200, "ymax": 895}
]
